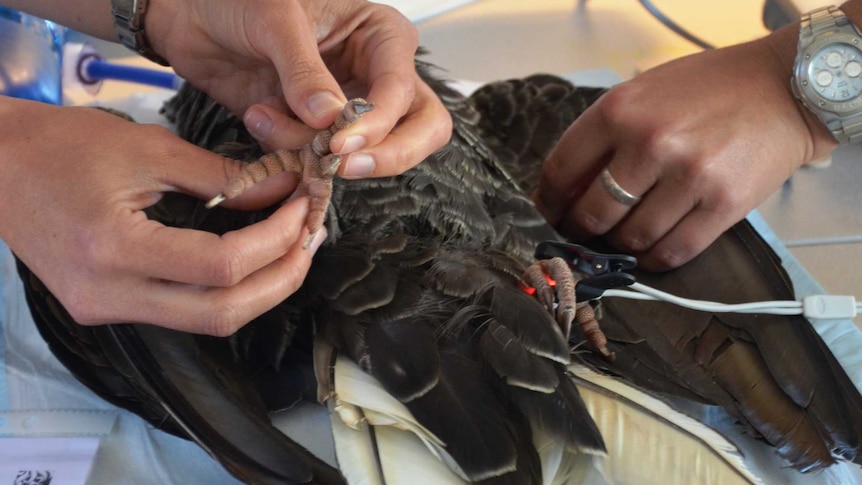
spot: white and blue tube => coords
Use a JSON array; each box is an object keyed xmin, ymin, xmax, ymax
[{"xmin": 77, "ymin": 53, "xmax": 184, "ymax": 91}]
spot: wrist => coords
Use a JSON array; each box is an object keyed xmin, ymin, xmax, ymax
[
  {"xmin": 141, "ymin": 0, "xmax": 176, "ymax": 65},
  {"xmin": 841, "ymin": 1, "xmax": 862, "ymax": 26},
  {"xmin": 786, "ymin": 3, "xmax": 862, "ymax": 148},
  {"xmin": 763, "ymin": 19, "xmax": 840, "ymax": 159},
  {"xmin": 110, "ymin": 0, "xmax": 174, "ymax": 66}
]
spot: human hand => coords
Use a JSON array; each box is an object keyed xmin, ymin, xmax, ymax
[
  {"xmin": 534, "ymin": 29, "xmax": 837, "ymax": 271},
  {"xmin": 146, "ymin": 0, "xmax": 451, "ymax": 179},
  {"xmin": 0, "ymin": 98, "xmax": 324, "ymax": 335}
]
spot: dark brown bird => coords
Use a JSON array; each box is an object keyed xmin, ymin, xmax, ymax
[{"xmin": 13, "ymin": 60, "xmax": 862, "ymax": 484}]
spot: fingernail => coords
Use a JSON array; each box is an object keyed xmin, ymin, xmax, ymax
[
  {"xmin": 339, "ymin": 135, "xmax": 366, "ymax": 154},
  {"xmin": 307, "ymin": 91, "xmax": 343, "ymax": 119},
  {"xmin": 244, "ymin": 108, "xmax": 273, "ymax": 140},
  {"xmin": 309, "ymin": 227, "xmax": 328, "ymax": 254},
  {"xmin": 341, "ymin": 153, "xmax": 375, "ymax": 178}
]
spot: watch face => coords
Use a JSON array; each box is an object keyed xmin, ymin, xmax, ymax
[{"xmin": 808, "ymin": 42, "xmax": 862, "ymax": 102}]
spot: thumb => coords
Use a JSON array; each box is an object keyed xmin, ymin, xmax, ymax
[
  {"xmin": 161, "ymin": 143, "xmax": 300, "ymax": 210},
  {"xmin": 259, "ymin": 8, "xmax": 347, "ymax": 129}
]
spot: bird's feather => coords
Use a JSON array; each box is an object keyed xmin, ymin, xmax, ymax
[{"xmin": 569, "ymin": 364, "xmax": 764, "ymax": 485}]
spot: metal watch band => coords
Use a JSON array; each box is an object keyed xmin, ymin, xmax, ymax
[
  {"xmin": 840, "ymin": 118, "xmax": 862, "ymax": 144},
  {"xmin": 111, "ymin": 0, "xmax": 169, "ymax": 66},
  {"xmin": 801, "ymin": 6, "xmax": 849, "ymax": 39}
]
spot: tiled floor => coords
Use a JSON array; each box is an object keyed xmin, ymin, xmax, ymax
[{"xmin": 759, "ymin": 145, "xmax": 862, "ymax": 328}]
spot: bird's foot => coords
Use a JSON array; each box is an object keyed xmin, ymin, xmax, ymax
[
  {"xmin": 522, "ymin": 257, "xmax": 614, "ymax": 360},
  {"xmin": 206, "ymin": 98, "xmax": 374, "ymax": 246}
]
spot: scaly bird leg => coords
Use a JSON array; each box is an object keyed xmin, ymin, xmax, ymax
[
  {"xmin": 206, "ymin": 98, "xmax": 374, "ymax": 248},
  {"xmin": 522, "ymin": 257, "xmax": 614, "ymax": 360}
]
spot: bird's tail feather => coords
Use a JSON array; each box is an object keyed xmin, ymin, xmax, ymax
[{"xmin": 328, "ymin": 353, "xmax": 764, "ymax": 485}]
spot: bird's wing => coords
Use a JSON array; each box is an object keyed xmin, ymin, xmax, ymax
[
  {"xmin": 581, "ymin": 221, "xmax": 862, "ymax": 472},
  {"xmin": 15, "ymin": 257, "xmax": 344, "ymax": 484},
  {"xmin": 468, "ymin": 74, "xmax": 606, "ymax": 193},
  {"xmin": 326, "ymin": 351, "xmax": 763, "ymax": 485}
]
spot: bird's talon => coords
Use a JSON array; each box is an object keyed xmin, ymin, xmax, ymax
[
  {"xmin": 598, "ymin": 346, "xmax": 616, "ymax": 362},
  {"xmin": 557, "ymin": 308, "xmax": 575, "ymax": 334},
  {"xmin": 303, "ymin": 231, "xmax": 317, "ymax": 250},
  {"xmin": 352, "ymin": 100, "xmax": 374, "ymax": 115},
  {"xmin": 205, "ymin": 194, "xmax": 226, "ymax": 209},
  {"xmin": 321, "ymin": 154, "xmax": 343, "ymax": 177}
]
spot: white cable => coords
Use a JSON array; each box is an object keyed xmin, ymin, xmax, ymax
[
  {"xmin": 599, "ymin": 282, "xmax": 858, "ymax": 319},
  {"xmin": 630, "ymin": 283, "xmax": 800, "ymax": 312}
]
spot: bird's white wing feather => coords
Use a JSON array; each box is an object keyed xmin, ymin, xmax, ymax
[
  {"xmin": 568, "ymin": 364, "xmax": 764, "ymax": 485},
  {"xmin": 329, "ymin": 354, "xmax": 765, "ymax": 485}
]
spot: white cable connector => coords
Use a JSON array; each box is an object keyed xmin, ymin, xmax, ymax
[
  {"xmin": 601, "ymin": 282, "xmax": 859, "ymax": 320},
  {"xmin": 802, "ymin": 295, "xmax": 858, "ymax": 319}
]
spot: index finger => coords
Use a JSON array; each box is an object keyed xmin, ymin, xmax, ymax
[
  {"xmin": 127, "ymin": 227, "xmax": 327, "ymax": 336},
  {"xmin": 119, "ymin": 196, "xmax": 312, "ymax": 287},
  {"xmin": 338, "ymin": 78, "xmax": 451, "ymax": 178},
  {"xmin": 533, "ymin": 104, "xmax": 614, "ymax": 226},
  {"xmin": 330, "ymin": 8, "xmax": 420, "ymax": 153}
]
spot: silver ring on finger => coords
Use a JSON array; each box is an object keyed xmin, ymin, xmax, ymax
[{"xmin": 599, "ymin": 168, "xmax": 642, "ymax": 206}]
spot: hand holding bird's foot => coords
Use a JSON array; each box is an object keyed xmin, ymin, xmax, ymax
[{"xmin": 207, "ymin": 99, "xmax": 374, "ymax": 247}]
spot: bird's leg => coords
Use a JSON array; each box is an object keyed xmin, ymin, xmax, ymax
[
  {"xmin": 522, "ymin": 257, "xmax": 573, "ymax": 334},
  {"xmin": 573, "ymin": 302, "xmax": 614, "ymax": 361},
  {"xmin": 300, "ymin": 150, "xmax": 342, "ymax": 248},
  {"xmin": 522, "ymin": 257, "xmax": 614, "ymax": 360},
  {"xmin": 206, "ymin": 98, "xmax": 374, "ymax": 248}
]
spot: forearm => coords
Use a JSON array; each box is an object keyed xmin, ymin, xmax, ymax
[
  {"xmin": 0, "ymin": 0, "xmax": 116, "ymax": 42},
  {"xmin": 843, "ymin": 0, "xmax": 862, "ymax": 26},
  {"xmin": 0, "ymin": 95, "xmax": 58, "ymax": 240}
]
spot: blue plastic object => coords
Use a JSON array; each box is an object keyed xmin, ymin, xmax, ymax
[
  {"xmin": 0, "ymin": 7, "xmax": 65, "ymax": 105},
  {"xmin": 78, "ymin": 54, "xmax": 183, "ymax": 90}
]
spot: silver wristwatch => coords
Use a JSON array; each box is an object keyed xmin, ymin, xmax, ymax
[
  {"xmin": 792, "ymin": 6, "xmax": 862, "ymax": 144},
  {"xmin": 110, "ymin": 0, "xmax": 169, "ymax": 66}
]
